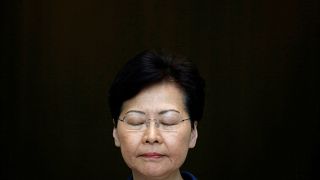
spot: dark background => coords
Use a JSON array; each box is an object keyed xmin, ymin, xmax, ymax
[{"xmin": 1, "ymin": 0, "xmax": 319, "ymax": 179}]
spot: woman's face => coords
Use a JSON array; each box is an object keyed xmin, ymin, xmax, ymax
[{"xmin": 113, "ymin": 82, "xmax": 198, "ymax": 179}]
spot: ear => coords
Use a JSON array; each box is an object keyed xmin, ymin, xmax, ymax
[
  {"xmin": 189, "ymin": 121, "xmax": 198, "ymax": 148},
  {"xmin": 113, "ymin": 126, "xmax": 120, "ymax": 147}
]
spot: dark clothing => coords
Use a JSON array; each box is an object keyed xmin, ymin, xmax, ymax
[
  {"xmin": 127, "ymin": 171, "xmax": 197, "ymax": 180},
  {"xmin": 181, "ymin": 171, "xmax": 197, "ymax": 180}
]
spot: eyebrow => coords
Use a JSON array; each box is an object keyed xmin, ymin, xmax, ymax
[
  {"xmin": 125, "ymin": 110, "xmax": 146, "ymax": 115},
  {"xmin": 158, "ymin": 109, "xmax": 180, "ymax": 115},
  {"xmin": 125, "ymin": 109, "xmax": 180, "ymax": 115}
]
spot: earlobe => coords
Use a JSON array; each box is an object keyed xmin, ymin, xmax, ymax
[
  {"xmin": 113, "ymin": 127, "xmax": 120, "ymax": 147},
  {"xmin": 189, "ymin": 121, "xmax": 198, "ymax": 148}
]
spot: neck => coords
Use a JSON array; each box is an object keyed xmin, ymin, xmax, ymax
[{"xmin": 132, "ymin": 170, "xmax": 183, "ymax": 180}]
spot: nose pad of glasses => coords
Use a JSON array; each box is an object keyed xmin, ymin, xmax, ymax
[{"xmin": 146, "ymin": 119, "xmax": 160, "ymax": 129}]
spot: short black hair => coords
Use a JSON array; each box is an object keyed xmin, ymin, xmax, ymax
[{"xmin": 108, "ymin": 49, "xmax": 205, "ymax": 127}]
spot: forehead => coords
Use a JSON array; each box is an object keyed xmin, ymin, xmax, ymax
[{"xmin": 121, "ymin": 82, "xmax": 186, "ymax": 114}]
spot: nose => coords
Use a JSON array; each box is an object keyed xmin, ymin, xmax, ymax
[{"xmin": 142, "ymin": 120, "xmax": 163, "ymax": 144}]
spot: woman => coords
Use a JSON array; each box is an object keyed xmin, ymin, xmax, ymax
[{"xmin": 108, "ymin": 50, "xmax": 205, "ymax": 180}]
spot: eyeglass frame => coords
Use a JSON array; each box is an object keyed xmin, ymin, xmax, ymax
[{"xmin": 117, "ymin": 109, "xmax": 190, "ymax": 131}]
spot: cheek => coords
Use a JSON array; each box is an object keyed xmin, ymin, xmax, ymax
[
  {"xmin": 118, "ymin": 132, "xmax": 142, "ymax": 165},
  {"xmin": 163, "ymin": 132, "xmax": 191, "ymax": 161}
]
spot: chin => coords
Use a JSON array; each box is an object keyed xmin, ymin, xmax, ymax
[{"xmin": 134, "ymin": 165, "xmax": 177, "ymax": 178}]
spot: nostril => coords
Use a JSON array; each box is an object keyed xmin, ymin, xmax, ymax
[{"xmin": 146, "ymin": 139, "xmax": 159, "ymax": 144}]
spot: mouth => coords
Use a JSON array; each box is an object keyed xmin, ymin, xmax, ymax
[{"xmin": 140, "ymin": 152, "xmax": 165, "ymax": 159}]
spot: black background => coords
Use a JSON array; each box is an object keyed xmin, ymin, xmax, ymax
[{"xmin": 1, "ymin": 0, "xmax": 319, "ymax": 179}]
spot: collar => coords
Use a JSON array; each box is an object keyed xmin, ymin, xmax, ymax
[{"xmin": 181, "ymin": 171, "xmax": 197, "ymax": 180}]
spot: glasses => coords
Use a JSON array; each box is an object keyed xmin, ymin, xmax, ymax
[{"xmin": 118, "ymin": 110, "xmax": 190, "ymax": 131}]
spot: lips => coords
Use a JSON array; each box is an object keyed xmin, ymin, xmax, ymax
[{"xmin": 140, "ymin": 152, "xmax": 164, "ymax": 158}]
